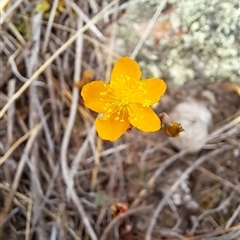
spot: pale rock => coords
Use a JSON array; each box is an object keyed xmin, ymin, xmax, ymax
[{"xmin": 169, "ymin": 101, "xmax": 212, "ymax": 153}]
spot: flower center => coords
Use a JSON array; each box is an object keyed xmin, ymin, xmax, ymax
[
  {"xmin": 120, "ymin": 96, "xmax": 129, "ymax": 106},
  {"xmin": 99, "ymin": 77, "xmax": 152, "ymax": 122}
]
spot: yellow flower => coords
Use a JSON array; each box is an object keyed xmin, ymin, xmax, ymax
[{"xmin": 81, "ymin": 57, "xmax": 167, "ymax": 141}]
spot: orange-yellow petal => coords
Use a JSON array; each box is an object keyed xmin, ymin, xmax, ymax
[
  {"xmin": 81, "ymin": 81, "xmax": 108, "ymax": 113},
  {"xmin": 95, "ymin": 112, "xmax": 130, "ymax": 141},
  {"xmin": 127, "ymin": 104, "xmax": 160, "ymax": 132},
  {"xmin": 110, "ymin": 57, "xmax": 141, "ymax": 89},
  {"xmin": 140, "ymin": 78, "xmax": 167, "ymax": 105}
]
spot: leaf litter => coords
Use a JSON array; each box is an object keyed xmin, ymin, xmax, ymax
[{"xmin": 0, "ymin": 1, "xmax": 240, "ymax": 240}]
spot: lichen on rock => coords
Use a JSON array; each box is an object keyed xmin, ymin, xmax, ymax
[{"xmin": 115, "ymin": 0, "xmax": 240, "ymax": 84}]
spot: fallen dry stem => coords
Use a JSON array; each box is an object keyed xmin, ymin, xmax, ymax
[
  {"xmin": 0, "ymin": 0, "xmax": 23, "ymax": 24},
  {"xmin": 131, "ymin": 113, "xmax": 240, "ymax": 209},
  {"xmin": 145, "ymin": 146, "xmax": 230, "ymax": 240},
  {"xmin": 131, "ymin": 0, "xmax": 168, "ymax": 59},
  {"xmin": 0, "ymin": 123, "xmax": 42, "ymax": 166},
  {"xmin": 100, "ymin": 206, "xmax": 153, "ymax": 240},
  {"xmin": 6, "ymin": 79, "xmax": 16, "ymax": 149},
  {"xmin": 196, "ymin": 165, "xmax": 240, "ymax": 194},
  {"xmin": 0, "ymin": 0, "xmax": 120, "ymax": 118},
  {"xmin": 1, "ymin": 0, "xmax": 239, "ymax": 239},
  {"xmin": 91, "ymin": 136, "xmax": 102, "ymax": 190},
  {"xmin": 25, "ymin": 198, "xmax": 32, "ymax": 240},
  {"xmin": 41, "ymin": 0, "xmax": 59, "ymax": 53},
  {"xmin": 60, "ymin": 9, "xmax": 97, "ymax": 240},
  {"xmin": 0, "ymin": 123, "xmax": 42, "ymax": 229}
]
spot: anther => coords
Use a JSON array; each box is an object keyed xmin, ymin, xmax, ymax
[{"xmin": 100, "ymin": 91, "xmax": 107, "ymax": 96}]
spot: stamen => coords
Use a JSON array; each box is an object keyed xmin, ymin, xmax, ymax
[
  {"xmin": 100, "ymin": 91, "xmax": 107, "ymax": 96},
  {"xmin": 120, "ymin": 106, "xmax": 127, "ymax": 122},
  {"xmin": 127, "ymin": 105, "xmax": 145, "ymax": 124},
  {"xmin": 142, "ymin": 99, "xmax": 151, "ymax": 107},
  {"xmin": 104, "ymin": 103, "xmax": 122, "ymax": 120},
  {"xmin": 100, "ymin": 76, "xmax": 151, "ymax": 124}
]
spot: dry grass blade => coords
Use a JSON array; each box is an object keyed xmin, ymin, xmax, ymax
[
  {"xmin": 91, "ymin": 137, "xmax": 102, "ymax": 190},
  {"xmin": 225, "ymin": 204, "xmax": 240, "ymax": 228},
  {"xmin": 1, "ymin": 0, "xmax": 239, "ymax": 239},
  {"xmin": 0, "ymin": 123, "xmax": 42, "ymax": 229},
  {"xmin": 131, "ymin": 0, "xmax": 168, "ymax": 59},
  {"xmin": 71, "ymin": 1, "xmax": 105, "ymax": 41},
  {"xmin": 25, "ymin": 198, "xmax": 32, "ymax": 240},
  {"xmin": 0, "ymin": 124, "xmax": 42, "ymax": 166},
  {"xmin": 0, "ymin": 0, "xmax": 10, "ymax": 11},
  {"xmin": 145, "ymin": 146, "xmax": 230, "ymax": 240},
  {"xmin": 6, "ymin": 79, "xmax": 16, "ymax": 149},
  {"xmin": 0, "ymin": 0, "xmax": 120, "ymax": 118},
  {"xmin": 42, "ymin": 0, "xmax": 60, "ymax": 53},
  {"xmin": 59, "ymin": 5, "xmax": 97, "ymax": 239},
  {"xmin": 190, "ymin": 183, "xmax": 240, "ymax": 234},
  {"xmin": 0, "ymin": 0, "xmax": 23, "ymax": 24},
  {"xmin": 100, "ymin": 206, "xmax": 153, "ymax": 240}
]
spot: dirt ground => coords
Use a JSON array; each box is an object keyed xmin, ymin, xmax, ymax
[{"xmin": 0, "ymin": 1, "xmax": 240, "ymax": 240}]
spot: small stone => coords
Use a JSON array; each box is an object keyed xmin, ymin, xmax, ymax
[
  {"xmin": 168, "ymin": 101, "xmax": 212, "ymax": 153},
  {"xmin": 172, "ymin": 193, "xmax": 182, "ymax": 206}
]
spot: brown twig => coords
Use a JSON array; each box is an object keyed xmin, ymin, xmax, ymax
[
  {"xmin": 100, "ymin": 206, "xmax": 153, "ymax": 240},
  {"xmin": 0, "ymin": 123, "xmax": 42, "ymax": 230},
  {"xmin": 0, "ymin": 0, "xmax": 121, "ymax": 118},
  {"xmin": 59, "ymin": 8, "xmax": 97, "ymax": 240},
  {"xmin": 145, "ymin": 146, "xmax": 230, "ymax": 240}
]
